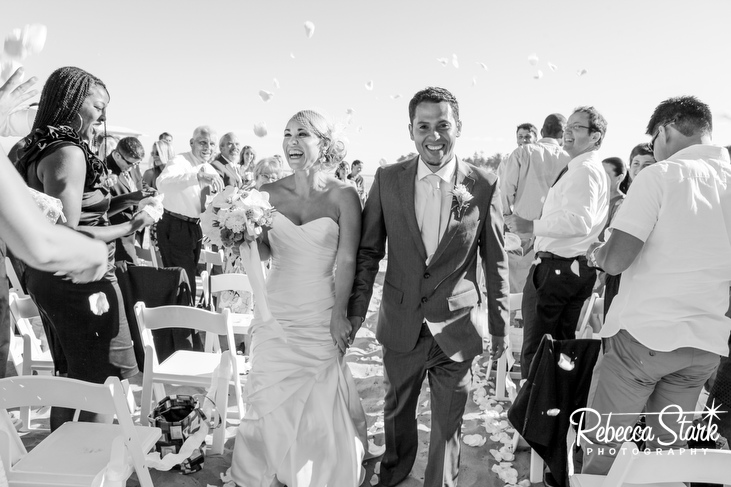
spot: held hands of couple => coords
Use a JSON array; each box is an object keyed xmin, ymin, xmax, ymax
[{"xmin": 330, "ymin": 314, "xmax": 354, "ymax": 355}]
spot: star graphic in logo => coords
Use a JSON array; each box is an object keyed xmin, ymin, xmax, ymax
[{"xmin": 703, "ymin": 399, "xmax": 724, "ymax": 423}]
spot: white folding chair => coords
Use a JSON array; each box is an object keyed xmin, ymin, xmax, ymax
[
  {"xmin": 0, "ymin": 375, "xmax": 160, "ymax": 487},
  {"xmin": 494, "ymin": 292, "xmax": 523, "ymax": 401},
  {"xmin": 4, "ymin": 258, "xmax": 25, "ymax": 297},
  {"xmin": 570, "ymin": 441, "xmax": 731, "ymax": 486},
  {"xmin": 198, "ymin": 249, "xmax": 224, "ymax": 275},
  {"xmin": 134, "ymin": 302, "xmax": 243, "ymax": 454},
  {"xmin": 576, "ymin": 293, "xmax": 602, "ymax": 340},
  {"xmin": 201, "ymin": 270, "xmax": 254, "ymax": 344}
]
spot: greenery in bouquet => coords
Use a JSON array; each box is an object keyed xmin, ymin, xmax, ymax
[{"xmin": 200, "ymin": 185, "xmax": 274, "ymax": 256}]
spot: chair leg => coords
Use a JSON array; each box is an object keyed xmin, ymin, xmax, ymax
[
  {"xmin": 495, "ymin": 354, "xmax": 509, "ymax": 401},
  {"xmin": 530, "ymin": 449, "xmax": 544, "ymax": 483},
  {"xmin": 140, "ymin": 374, "xmax": 154, "ymax": 427},
  {"xmin": 152, "ymin": 383, "xmax": 166, "ymax": 404},
  {"xmin": 121, "ymin": 379, "xmax": 138, "ymax": 414}
]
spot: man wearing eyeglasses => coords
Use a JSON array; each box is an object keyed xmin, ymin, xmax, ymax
[
  {"xmin": 581, "ymin": 96, "xmax": 731, "ymax": 475},
  {"xmin": 506, "ymin": 107, "xmax": 609, "ymax": 376},
  {"xmin": 107, "ymin": 136, "xmax": 150, "ymax": 265}
]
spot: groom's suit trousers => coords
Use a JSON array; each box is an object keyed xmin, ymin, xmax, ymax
[{"xmin": 380, "ymin": 325, "xmax": 472, "ymax": 487}]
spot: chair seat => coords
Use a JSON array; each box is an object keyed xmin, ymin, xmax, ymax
[
  {"xmin": 157, "ymin": 351, "xmax": 251, "ymax": 381},
  {"xmin": 231, "ymin": 313, "xmax": 252, "ymax": 335},
  {"xmin": 11, "ymin": 422, "xmax": 160, "ymax": 484}
]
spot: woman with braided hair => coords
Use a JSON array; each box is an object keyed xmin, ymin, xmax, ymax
[{"xmin": 15, "ymin": 66, "xmax": 154, "ymax": 429}]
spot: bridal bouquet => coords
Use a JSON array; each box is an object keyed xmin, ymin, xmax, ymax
[
  {"xmin": 200, "ymin": 187, "xmax": 281, "ymax": 336},
  {"xmin": 200, "ymin": 186, "xmax": 274, "ymax": 255}
]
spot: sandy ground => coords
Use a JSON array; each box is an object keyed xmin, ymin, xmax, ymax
[{"xmin": 12, "ymin": 260, "xmax": 539, "ymax": 486}]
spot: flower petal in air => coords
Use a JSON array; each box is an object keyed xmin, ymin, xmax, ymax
[
  {"xmin": 548, "ymin": 62, "xmax": 558, "ymax": 71},
  {"xmin": 533, "ymin": 70, "xmax": 543, "ymax": 80},
  {"xmin": 451, "ymin": 53, "xmax": 459, "ymax": 68},
  {"xmin": 527, "ymin": 53, "xmax": 539, "ymax": 66},
  {"xmin": 364, "ymin": 80, "xmax": 374, "ymax": 91},
  {"xmin": 304, "ymin": 21, "xmax": 315, "ymax": 39},
  {"xmin": 253, "ymin": 122, "xmax": 268, "ymax": 137},
  {"xmin": 558, "ymin": 353, "xmax": 575, "ymax": 371},
  {"xmin": 476, "ymin": 62, "xmax": 488, "ymax": 71},
  {"xmin": 258, "ymin": 90, "xmax": 274, "ymax": 102}
]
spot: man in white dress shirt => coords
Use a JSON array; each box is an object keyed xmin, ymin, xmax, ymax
[
  {"xmin": 156, "ymin": 125, "xmax": 223, "ymax": 299},
  {"xmin": 581, "ymin": 96, "xmax": 731, "ymax": 474},
  {"xmin": 506, "ymin": 106, "xmax": 609, "ymax": 379}
]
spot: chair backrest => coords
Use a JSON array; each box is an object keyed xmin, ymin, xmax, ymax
[
  {"xmin": 199, "ymin": 249, "xmax": 224, "ymax": 274},
  {"xmin": 5, "ymin": 258, "xmax": 26, "ymax": 297},
  {"xmin": 134, "ymin": 302, "xmax": 234, "ymax": 365},
  {"xmin": 602, "ymin": 441, "xmax": 731, "ymax": 485},
  {"xmin": 135, "ymin": 246, "xmax": 160, "ymax": 268},
  {"xmin": 8, "ymin": 292, "xmax": 46, "ymax": 359},
  {"xmin": 201, "ymin": 270, "xmax": 254, "ymax": 311}
]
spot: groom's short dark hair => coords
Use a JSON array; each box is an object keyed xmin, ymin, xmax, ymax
[{"xmin": 408, "ymin": 87, "xmax": 460, "ymax": 124}]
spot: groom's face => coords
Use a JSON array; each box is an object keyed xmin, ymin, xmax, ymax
[{"xmin": 409, "ymin": 101, "xmax": 462, "ymax": 170}]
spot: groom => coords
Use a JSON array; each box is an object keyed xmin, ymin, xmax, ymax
[{"xmin": 348, "ymin": 86, "xmax": 509, "ymax": 487}]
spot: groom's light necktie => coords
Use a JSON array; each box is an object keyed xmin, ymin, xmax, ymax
[{"xmin": 421, "ymin": 173, "xmax": 442, "ymax": 264}]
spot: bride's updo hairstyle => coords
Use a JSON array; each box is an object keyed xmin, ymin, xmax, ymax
[{"xmin": 289, "ymin": 109, "xmax": 347, "ymax": 170}]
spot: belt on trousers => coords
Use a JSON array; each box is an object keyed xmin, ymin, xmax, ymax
[
  {"xmin": 535, "ymin": 251, "xmax": 586, "ymax": 262},
  {"xmin": 163, "ymin": 209, "xmax": 200, "ymax": 224}
]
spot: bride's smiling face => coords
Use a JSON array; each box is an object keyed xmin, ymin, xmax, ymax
[{"xmin": 283, "ymin": 119, "xmax": 322, "ymax": 170}]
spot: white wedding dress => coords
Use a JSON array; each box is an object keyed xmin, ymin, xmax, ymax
[{"xmin": 231, "ymin": 213, "xmax": 367, "ymax": 487}]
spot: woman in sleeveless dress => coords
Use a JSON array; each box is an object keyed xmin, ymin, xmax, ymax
[
  {"xmin": 14, "ymin": 67, "xmax": 154, "ymax": 429},
  {"xmin": 231, "ymin": 110, "xmax": 368, "ymax": 486}
]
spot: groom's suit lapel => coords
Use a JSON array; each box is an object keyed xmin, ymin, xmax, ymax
[
  {"xmin": 429, "ymin": 159, "xmax": 475, "ymax": 266},
  {"xmin": 397, "ymin": 158, "xmax": 428, "ymax": 262}
]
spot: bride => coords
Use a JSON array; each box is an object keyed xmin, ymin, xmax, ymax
[{"xmin": 231, "ymin": 109, "xmax": 368, "ymax": 486}]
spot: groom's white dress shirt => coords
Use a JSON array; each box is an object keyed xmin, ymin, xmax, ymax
[{"xmin": 415, "ymin": 156, "xmax": 457, "ymax": 264}]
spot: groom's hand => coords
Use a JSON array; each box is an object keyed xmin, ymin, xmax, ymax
[
  {"xmin": 490, "ymin": 335, "xmax": 506, "ymax": 360},
  {"xmin": 347, "ymin": 316, "xmax": 363, "ymax": 343}
]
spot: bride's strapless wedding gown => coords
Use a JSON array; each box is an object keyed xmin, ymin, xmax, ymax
[{"xmin": 231, "ymin": 213, "xmax": 367, "ymax": 487}]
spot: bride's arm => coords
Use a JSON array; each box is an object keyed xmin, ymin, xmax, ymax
[{"xmin": 331, "ymin": 186, "xmax": 362, "ymax": 355}]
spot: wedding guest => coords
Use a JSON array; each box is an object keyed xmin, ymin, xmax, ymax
[
  {"xmin": 500, "ymin": 113, "xmax": 570, "ymax": 293},
  {"xmin": 507, "ymin": 107, "xmax": 608, "ymax": 485},
  {"xmin": 107, "ymin": 137, "xmax": 149, "ymax": 266},
  {"xmin": 599, "ymin": 156, "xmax": 627, "ymax": 313},
  {"xmin": 0, "ymin": 68, "xmax": 108, "ymax": 379},
  {"xmin": 95, "ymin": 133, "xmax": 119, "ymax": 160},
  {"xmin": 156, "ymin": 125, "xmax": 222, "ymax": 300},
  {"xmin": 239, "ymin": 145, "xmax": 256, "ymax": 187},
  {"xmin": 14, "ymin": 66, "xmax": 154, "ymax": 429},
  {"xmin": 516, "ymin": 122, "xmax": 538, "ymax": 147},
  {"xmin": 335, "ymin": 160, "xmax": 356, "ymax": 187},
  {"xmin": 348, "ymin": 86, "xmax": 508, "ymax": 487},
  {"xmin": 211, "ymin": 132, "xmax": 243, "ymax": 187},
  {"xmin": 252, "ymin": 157, "xmax": 282, "ymax": 189},
  {"xmin": 621, "ymin": 142, "xmax": 655, "ymax": 193},
  {"xmin": 582, "ymin": 95, "xmax": 731, "ymax": 474},
  {"xmin": 347, "ymin": 159, "xmax": 366, "ymax": 203},
  {"xmin": 159, "ymin": 131, "xmax": 173, "ymax": 143},
  {"xmin": 231, "ymin": 109, "xmax": 368, "ymax": 486},
  {"xmin": 142, "ymin": 139, "xmax": 174, "ymax": 191}
]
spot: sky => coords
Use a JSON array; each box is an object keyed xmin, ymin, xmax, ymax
[{"xmin": 2, "ymin": 0, "xmax": 731, "ymax": 175}]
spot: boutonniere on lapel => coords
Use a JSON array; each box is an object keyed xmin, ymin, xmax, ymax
[
  {"xmin": 451, "ymin": 184, "xmax": 474, "ymax": 219},
  {"xmin": 98, "ymin": 170, "xmax": 118, "ymax": 190}
]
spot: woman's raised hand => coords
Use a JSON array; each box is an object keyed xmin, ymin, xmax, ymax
[{"xmin": 0, "ymin": 68, "xmax": 38, "ymax": 123}]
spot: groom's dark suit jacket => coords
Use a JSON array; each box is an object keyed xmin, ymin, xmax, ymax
[{"xmin": 348, "ymin": 157, "xmax": 509, "ymax": 362}]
